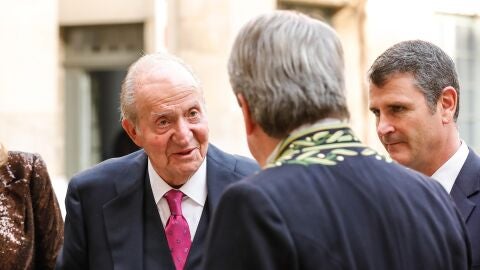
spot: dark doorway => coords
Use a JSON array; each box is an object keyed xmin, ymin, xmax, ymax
[{"xmin": 90, "ymin": 70, "xmax": 140, "ymax": 160}]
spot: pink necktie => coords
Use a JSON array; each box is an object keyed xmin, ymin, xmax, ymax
[{"xmin": 164, "ymin": 189, "xmax": 192, "ymax": 270}]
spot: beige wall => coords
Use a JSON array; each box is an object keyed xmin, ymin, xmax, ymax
[
  {"xmin": 330, "ymin": 0, "xmax": 370, "ymax": 145},
  {"xmin": 366, "ymin": 0, "xmax": 480, "ymax": 60},
  {"xmin": 59, "ymin": 0, "xmax": 149, "ymax": 25},
  {"xmin": 0, "ymin": 0, "xmax": 62, "ymax": 176}
]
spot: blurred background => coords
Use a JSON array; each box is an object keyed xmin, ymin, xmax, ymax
[{"xmin": 0, "ymin": 0, "xmax": 479, "ymax": 216}]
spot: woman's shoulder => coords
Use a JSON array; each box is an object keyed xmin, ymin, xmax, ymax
[
  {"xmin": 7, "ymin": 151, "xmax": 43, "ymax": 169},
  {"xmin": 1, "ymin": 151, "xmax": 45, "ymax": 183}
]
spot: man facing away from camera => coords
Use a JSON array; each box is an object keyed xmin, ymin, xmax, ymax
[
  {"xmin": 56, "ymin": 52, "xmax": 259, "ymax": 270},
  {"xmin": 202, "ymin": 11, "xmax": 471, "ymax": 270},
  {"xmin": 368, "ymin": 39, "xmax": 480, "ymax": 269}
]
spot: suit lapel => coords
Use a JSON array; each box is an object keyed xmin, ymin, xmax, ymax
[
  {"xmin": 451, "ymin": 147, "xmax": 480, "ymax": 223},
  {"xmin": 103, "ymin": 152, "xmax": 148, "ymax": 270},
  {"xmin": 205, "ymin": 145, "xmax": 239, "ymax": 212}
]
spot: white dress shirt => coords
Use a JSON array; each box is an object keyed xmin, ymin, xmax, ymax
[
  {"xmin": 148, "ymin": 157, "xmax": 207, "ymax": 240},
  {"xmin": 431, "ymin": 140, "xmax": 469, "ymax": 193}
]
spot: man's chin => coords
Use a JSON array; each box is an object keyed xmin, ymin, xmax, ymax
[
  {"xmin": 388, "ymin": 152, "xmax": 412, "ymax": 168},
  {"xmin": 174, "ymin": 162, "xmax": 203, "ymax": 176}
]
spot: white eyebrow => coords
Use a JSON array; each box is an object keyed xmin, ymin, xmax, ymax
[{"xmin": 150, "ymin": 110, "xmax": 174, "ymax": 118}]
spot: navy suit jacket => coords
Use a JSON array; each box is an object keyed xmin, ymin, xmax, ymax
[
  {"xmin": 203, "ymin": 125, "xmax": 471, "ymax": 270},
  {"xmin": 56, "ymin": 144, "xmax": 259, "ymax": 270},
  {"xmin": 451, "ymin": 147, "xmax": 480, "ymax": 269}
]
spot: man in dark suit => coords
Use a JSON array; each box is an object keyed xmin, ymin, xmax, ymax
[
  {"xmin": 369, "ymin": 40, "xmax": 480, "ymax": 269},
  {"xmin": 202, "ymin": 11, "xmax": 471, "ymax": 270},
  {"xmin": 56, "ymin": 53, "xmax": 259, "ymax": 270}
]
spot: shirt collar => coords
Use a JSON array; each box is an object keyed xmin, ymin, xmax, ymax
[
  {"xmin": 266, "ymin": 118, "xmax": 343, "ymax": 165},
  {"xmin": 431, "ymin": 140, "xmax": 469, "ymax": 193},
  {"xmin": 148, "ymin": 156, "xmax": 207, "ymax": 206}
]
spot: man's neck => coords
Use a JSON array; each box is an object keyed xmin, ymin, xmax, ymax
[
  {"xmin": 249, "ymin": 131, "xmax": 281, "ymax": 168},
  {"xmin": 422, "ymin": 130, "xmax": 461, "ymax": 176}
]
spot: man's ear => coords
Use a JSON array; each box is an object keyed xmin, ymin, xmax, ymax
[
  {"xmin": 236, "ymin": 93, "xmax": 255, "ymax": 135},
  {"xmin": 122, "ymin": 119, "xmax": 143, "ymax": 147},
  {"xmin": 439, "ymin": 86, "xmax": 458, "ymax": 124}
]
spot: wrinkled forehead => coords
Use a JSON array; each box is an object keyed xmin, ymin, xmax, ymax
[
  {"xmin": 136, "ymin": 59, "xmax": 202, "ymax": 94},
  {"xmin": 133, "ymin": 64, "xmax": 206, "ymax": 113}
]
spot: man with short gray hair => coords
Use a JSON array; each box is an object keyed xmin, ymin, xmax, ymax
[{"xmin": 202, "ymin": 11, "xmax": 471, "ymax": 270}]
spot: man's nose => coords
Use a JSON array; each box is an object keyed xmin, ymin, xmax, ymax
[
  {"xmin": 173, "ymin": 118, "xmax": 192, "ymax": 145},
  {"xmin": 377, "ymin": 115, "xmax": 395, "ymax": 137}
]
